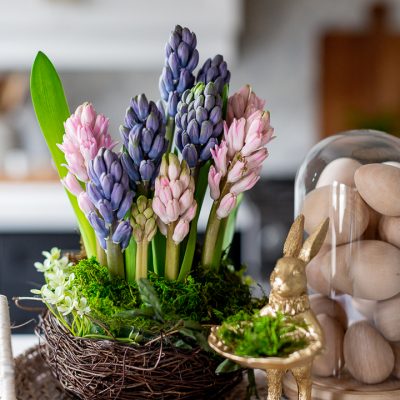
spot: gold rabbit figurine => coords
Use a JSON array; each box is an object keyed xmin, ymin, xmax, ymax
[
  {"xmin": 208, "ymin": 215, "xmax": 329, "ymax": 400},
  {"xmin": 259, "ymin": 214, "xmax": 328, "ymax": 400}
]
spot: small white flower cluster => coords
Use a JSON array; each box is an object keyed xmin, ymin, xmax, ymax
[{"xmin": 31, "ymin": 248, "xmax": 90, "ymax": 317}]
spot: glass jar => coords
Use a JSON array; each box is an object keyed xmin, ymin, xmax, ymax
[{"xmin": 294, "ymin": 130, "xmax": 400, "ymax": 392}]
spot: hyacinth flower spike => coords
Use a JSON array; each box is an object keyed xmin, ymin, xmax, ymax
[
  {"xmin": 58, "ymin": 102, "xmax": 116, "ymax": 183},
  {"xmin": 130, "ymin": 196, "xmax": 157, "ymax": 281},
  {"xmin": 58, "ymin": 102, "xmax": 117, "ymax": 262},
  {"xmin": 152, "ymin": 153, "xmax": 197, "ymax": 280},
  {"xmin": 120, "ymin": 94, "xmax": 168, "ymax": 195},
  {"xmin": 159, "ymin": 25, "xmax": 199, "ymax": 150},
  {"xmin": 175, "ymin": 82, "xmax": 224, "ymax": 175},
  {"xmin": 86, "ymin": 148, "xmax": 134, "ymax": 278},
  {"xmin": 226, "ymin": 85, "xmax": 266, "ymax": 126},
  {"xmin": 196, "ymin": 54, "xmax": 231, "ymax": 95},
  {"xmin": 202, "ymin": 99, "xmax": 274, "ymax": 269}
]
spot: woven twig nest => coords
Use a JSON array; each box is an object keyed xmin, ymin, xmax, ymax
[
  {"xmin": 37, "ymin": 312, "xmax": 242, "ymax": 400},
  {"xmin": 15, "ymin": 345, "xmax": 73, "ymax": 400}
]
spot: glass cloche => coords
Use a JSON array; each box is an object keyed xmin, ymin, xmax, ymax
[{"xmin": 294, "ymin": 130, "xmax": 400, "ymax": 393}]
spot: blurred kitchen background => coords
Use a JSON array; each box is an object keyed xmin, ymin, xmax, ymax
[{"xmin": 2, "ymin": 0, "xmax": 400, "ymax": 331}]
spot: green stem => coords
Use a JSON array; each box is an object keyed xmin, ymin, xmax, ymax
[
  {"xmin": 135, "ymin": 240, "xmax": 149, "ymax": 281},
  {"xmin": 152, "ymin": 230, "xmax": 166, "ymax": 277},
  {"xmin": 201, "ymin": 202, "xmax": 222, "ymax": 270},
  {"xmin": 96, "ymin": 239, "xmax": 107, "ymax": 266},
  {"xmin": 211, "ymin": 216, "xmax": 228, "ymax": 271},
  {"xmin": 165, "ymin": 116, "xmax": 175, "ymax": 153},
  {"xmin": 125, "ymin": 238, "xmax": 137, "ymax": 283},
  {"xmin": 165, "ymin": 223, "xmax": 180, "ymax": 280},
  {"xmin": 106, "ymin": 239, "xmax": 125, "ymax": 278}
]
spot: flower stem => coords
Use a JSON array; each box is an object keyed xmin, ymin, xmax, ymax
[
  {"xmin": 96, "ymin": 239, "xmax": 107, "ymax": 267},
  {"xmin": 106, "ymin": 239, "xmax": 125, "ymax": 278},
  {"xmin": 201, "ymin": 202, "xmax": 222, "ymax": 270},
  {"xmin": 165, "ymin": 116, "xmax": 175, "ymax": 153},
  {"xmin": 135, "ymin": 240, "xmax": 149, "ymax": 281},
  {"xmin": 125, "ymin": 238, "xmax": 137, "ymax": 283},
  {"xmin": 165, "ymin": 223, "xmax": 180, "ymax": 280}
]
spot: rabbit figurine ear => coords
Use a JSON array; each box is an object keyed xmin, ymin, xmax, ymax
[
  {"xmin": 299, "ymin": 217, "xmax": 329, "ymax": 263},
  {"xmin": 283, "ymin": 214, "xmax": 305, "ymax": 257}
]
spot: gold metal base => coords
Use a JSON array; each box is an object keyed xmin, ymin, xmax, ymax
[{"xmin": 283, "ymin": 372, "xmax": 400, "ymax": 399}]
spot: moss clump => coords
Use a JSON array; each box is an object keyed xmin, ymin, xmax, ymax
[
  {"xmin": 218, "ymin": 311, "xmax": 309, "ymax": 358},
  {"xmin": 71, "ymin": 258, "xmax": 263, "ymax": 342}
]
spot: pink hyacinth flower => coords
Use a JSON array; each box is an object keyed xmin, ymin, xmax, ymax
[
  {"xmin": 246, "ymin": 148, "xmax": 269, "ymax": 171},
  {"xmin": 78, "ymin": 192, "xmax": 96, "ymax": 216},
  {"xmin": 173, "ymin": 220, "xmax": 190, "ymax": 244},
  {"xmin": 58, "ymin": 102, "xmax": 116, "ymax": 183},
  {"xmin": 153, "ymin": 154, "xmax": 197, "ymax": 243},
  {"xmin": 224, "ymin": 119, "xmax": 246, "ymax": 159},
  {"xmin": 208, "ymin": 166, "xmax": 222, "ymax": 200},
  {"xmin": 242, "ymin": 111, "xmax": 274, "ymax": 157},
  {"xmin": 230, "ymin": 171, "xmax": 260, "ymax": 195},
  {"xmin": 61, "ymin": 172, "xmax": 84, "ymax": 196},
  {"xmin": 227, "ymin": 160, "xmax": 246, "ymax": 183},
  {"xmin": 217, "ymin": 193, "xmax": 237, "ymax": 219},
  {"xmin": 226, "ymin": 85, "xmax": 266, "ymax": 126},
  {"xmin": 210, "ymin": 141, "xmax": 228, "ymax": 176}
]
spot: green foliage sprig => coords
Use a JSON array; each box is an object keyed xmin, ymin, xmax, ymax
[{"xmin": 218, "ymin": 311, "xmax": 309, "ymax": 358}]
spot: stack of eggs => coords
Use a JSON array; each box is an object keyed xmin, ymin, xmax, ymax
[{"xmin": 301, "ymin": 156, "xmax": 400, "ymax": 385}]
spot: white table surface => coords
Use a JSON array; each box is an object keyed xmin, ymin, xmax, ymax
[{"xmin": 11, "ymin": 334, "xmax": 38, "ymax": 357}]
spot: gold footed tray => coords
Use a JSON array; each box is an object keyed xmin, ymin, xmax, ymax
[
  {"xmin": 209, "ymin": 326, "xmax": 322, "ymax": 400},
  {"xmin": 283, "ymin": 371, "xmax": 400, "ymax": 399}
]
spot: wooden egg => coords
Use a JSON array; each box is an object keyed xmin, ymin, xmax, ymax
[
  {"xmin": 374, "ymin": 293, "xmax": 400, "ymax": 341},
  {"xmin": 352, "ymin": 297, "xmax": 377, "ymax": 321},
  {"xmin": 344, "ymin": 321, "xmax": 394, "ymax": 384},
  {"xmin": 316, "ymin": 158, "xmax": 361, "ymax": 188},
  {"xmin": 302, "ymin": 184, "xmax": 369, "ymax": 245},
  {"xmin": 309, "ymin": 294, "xmax": 348, "ymax": 329},
  {"xmin": 312, "ymin": 314, "xmax": 345, "ymax": 377},
  {"xmin": 391, "ymin": 341, "xmax": 400, "ymax": 379},
  {"xmin": 379, "ymin": 215, "xmax": 400, "ymax": 249},
  {"xmin": 362, "ymin": 205, "xmax": 381, "ymax": 240},
  {"xmin": 320, "ymin": 240, "xmax": 400, "ymax": 300},
  {"xmin": 319, "ymin": 245, "xmax": 353, "ymax": 296},
  {"xmin": 306, "ymin": 244, "xmax": 331, "ymax": 296},
  {"xmin": 355, "ymin": 163, "xmax": 400, "ymax": 216}
]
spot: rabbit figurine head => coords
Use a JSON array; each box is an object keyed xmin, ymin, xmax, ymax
[{"xmin": 269, "ymin": 214, "xmax": 329, "ymax": 299}]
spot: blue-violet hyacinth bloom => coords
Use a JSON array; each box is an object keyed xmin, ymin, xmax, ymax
[
  {"xmin": 175, "ymin": 82, "xmax": 223, "ymax": 168},
  {"xmin": 159, "ymin": 25, "xmax": 199, "ymax": 117},
  {"xmin": 120, "ymin": 94, "xmax": 168, "ymax": 192},
  {"xmin": 86, "ymin": 148, "xmax": 134, "ymax": 250},
  {"xmin": 196, "ymin": 54, "xmax": 231, "ymax": 95}
]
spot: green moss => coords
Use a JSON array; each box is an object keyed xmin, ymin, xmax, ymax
[
  {"xmin": 218, "ymin": 311, "xmax": 309, "ymax": 358},
  {"xmin": 70, "ymin": 258, "xmax": 263, "ymax": 342}
]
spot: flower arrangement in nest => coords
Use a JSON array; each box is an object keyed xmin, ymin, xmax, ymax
[{"xmin": 28, "ymin": 24, "xmax": 274, "ymax": 400}]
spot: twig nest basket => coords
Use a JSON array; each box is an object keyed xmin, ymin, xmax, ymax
[{"xmin": 38, "ymin": 313, "xmax": 241, "ymax": 400}]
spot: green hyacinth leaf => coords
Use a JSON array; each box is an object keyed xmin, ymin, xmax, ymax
[{"xmin": 30, "ymin": 51, "xmax": 96, "ymax": 257}]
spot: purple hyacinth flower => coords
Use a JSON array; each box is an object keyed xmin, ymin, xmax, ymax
[
  {"xmin": 112, "ymin": 220, "xmax": 133, "ymax": 250},
  {"xmin": 139, "ymin": 160, "xmax": 155, "ymax": 182},
  {"xmin": 159, "ymin": 25, "xmax": 199, "ymax": 117},
  {"xmin": 86, "ymin": 148, "xmax": 134, "ymax": 251},
  {"xmin": 121, "ymin": 153, "xmax": 140, "ymax": 183},
  {"xmin": 197, "ymin": 54, "xmax": 231, "ymax": 95},
  {"xmin": 120, "ymin": 94, "xmax": 167, "ymax": 190},
  {"xmin": 182, "ymin": 144, "xmax": 198, "ymax": 169},
  {"xmin": 88, "ymin": 211, "xmax": 109, "ymax": 239},
  {"xmin": 175, "ymin": 82, "xmax": 223, "ymax": 168}
]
